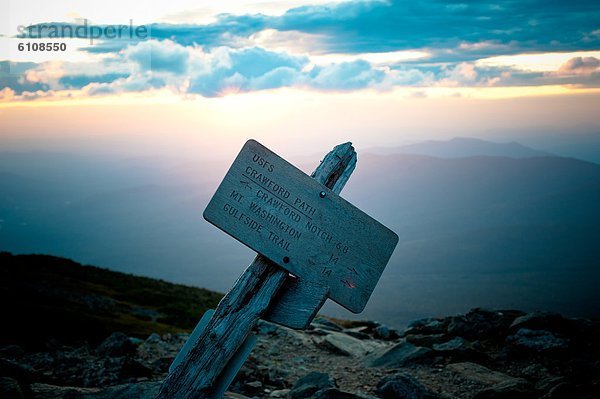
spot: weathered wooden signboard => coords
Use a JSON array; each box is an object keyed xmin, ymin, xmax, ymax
[
  {"xmin": 159, "ymin": 140, "xmax": 398, "ymax": 399},
  {"xmin": 204, "ymin": 140, "xmax": 398, "ymax": 313}
]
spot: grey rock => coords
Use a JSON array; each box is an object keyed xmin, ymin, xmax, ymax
[
  {"xmin": 368, "ymin": 341, "xmax": 431, "ymax": 368},
  {"xmin": 289, "ymin": 372, "xmax": 336, "ymax": 399},
  {"xmin": 224, "ymin": 393, "xmax": 252, "ymax": 399},
  {"xmin": 405, "ymin": 333, "xmax": 447, "ymax": 347},
  {"xmin": 432, "ymin": 337, "xmax": 469, "ymax": 351},
  {"xmin": 314, "ymin": 388, "xmax": 370, "ymax": 399},
  {"xmin": 312, "ymin": 317, "xmax": 344, "ymax": 332},
  {"xmin": 343, "ymin": 329, "xmax": 372, "ymax": 340},
  {"xmin": 535, "ymin": 376, "xmax": 565, "ymax": 392},
  {"xmin": 0, "ymin": 377, "xmax": 24, "ymax": 399},
  {"xmin": 137, "ymin": 333, "xmax": 182, "ymax": 363},
  {"xmin": 520, "ymin": 363, "xmax": 549, "ymax": 380},
  {"xmin": 145, "ymin": 333, "xmax": 162, "ymax": 344},
  {"xmin": 431, "ymin": 337, "xmax": 488, "ymax": 363},
  {"xmin": 268, "ymin": 389, "xmax": 290, "ymax": 398},
  {"xmin": 118, "ymin": 358, "xmax": 153, "ymax": 379},
  {"xmin": 257, "ymin": 320, "xmax": 285, "ymax": 336},
  {"xmin": 404, "ymin": 318, "xmax": 446, "ymax": 335},
  {"xmin": 310, "ymin": 328, "xmax": 332, "ymax": 337},
  {"xmin": 343, "ymin": 320, "xmax": 380, "ymax": 334},
  {"xmin": 0, "ymin": 345, "xmax": 25, "ymax": 358},
  {"xmin": 243, "ymin": 380, "xmax": 263, "ymax": 395},
  {"xmin": 318, "ymin": 332, "xmax": 379, "ymax": 357},
  {"xmin": 85, "ymin": 381, "xmax": 161, "ymax": 399},
  {"xmin": 446, "ymin": 362, "xmax": 524, "ymax": 386},
  {"xmin": 506, "ymin": 329, "xmax": 569, "ymax": 351},
  {"xmin": 472, "ymin": 379, "xmax": 533, "ymax": 399},
  {"xmin": 31, "ymin": 381, "xmax": 161, "ymax": 399},
  {"xmin": 0, "ymin": 359, "xmax": 32, "ymax": 398},
  {"xmin": 96, "ymin": 332, "xmax": 137, "ymax": 357},
  {"xmin": 447, "ymin": 308, "xmax": 524, "ymax": 340},
  {"xmin": 373, "ymin": 325, "xmax": 398, "ymax": 340},
  {"xmin": 128, "ymin": 337, "xmax": 144, "ymax": 346},
  {"xmin": 32, "ymin": 383, "xmax": 98, "ymax": 399},
  {"xmin": 510, "ymin": 312, "xmax": 574, "ymax": 335},
  {"xmin": 540, "ymin": 383, "xmax": 573, "ymax": 399},
  {"xmin": 376, "ymin": 372, "xmax": 442, "ymax": 399}
]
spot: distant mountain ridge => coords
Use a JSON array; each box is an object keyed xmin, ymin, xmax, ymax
[
  {"xmin": 1, "ymin": 147, "xmax": 599, "ymax": 327},
  {"xmin": 367, "ymin": 137, "xmax": 552, "ymax": 159}
]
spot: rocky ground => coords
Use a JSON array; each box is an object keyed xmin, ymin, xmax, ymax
[{"xmin": 1, "ymin": 308, "xmax": 599, "ymax": 399}]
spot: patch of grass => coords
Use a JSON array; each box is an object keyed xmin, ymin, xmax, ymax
[{"xmin": 0, "ymin": 252, "xmax": 223, "ymax": 347}]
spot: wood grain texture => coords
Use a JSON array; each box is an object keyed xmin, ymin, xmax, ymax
[
  {"xmin": 265, "ymin": 142, "xmax": 358, "ymax": 328},
  {"xmin": 157, "ymin": 142, "xmax": 357, "ymax": 399},
  {"xmin": 202, "ymin": 139, "xmax": 393, "ymax": 312},
  {"xmin": 263, "ymin": 277, "xmax": 329, "ymax": 329}
]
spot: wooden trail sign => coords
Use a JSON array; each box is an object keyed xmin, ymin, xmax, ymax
[
  {"xmin": 158, "ymin": 141, "xmax": 398, "ymax": 399},
  {"xmin": 204, "ymin": 140, "xmax": 397, "ymax": 313}
]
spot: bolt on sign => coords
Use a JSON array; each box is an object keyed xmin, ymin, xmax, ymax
[
  {"xmin": 159, "ymin": 140, "xmax": 399, "ymax": 399},
  {"xmin": 204, "ymin": 139, "xmax": 398, "ymax": 312}
]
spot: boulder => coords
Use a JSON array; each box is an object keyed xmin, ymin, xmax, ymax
[
  {"xmin": 31, "ymin": 381, "xmax": 161, "ymax": 399},
  {"xmin": 447, "ymin": 308, "xmax": 524, "ymax": 341},
  {"xmin": 318, "ymin": 332, "xmax": 379, "ymax": 357},
  {"xmin": 432, "ymin": 337, "xmax": 488, "ymax": 362},
  {"xmin": 506, "ymin": 329, "xmax": 569, "ymax": 352},
  {"xmin": 540, "ymin": 382, "xmax": 574, "ymax": 399},
  {"xmin": 224, "ymin": 393, "xmax": 252, "ymax": 399},
  {"xmin": 0, "ymin": 377, "xmax": 24, "ymax": 399},
  {"xmin": 343, "ymin": 328, "xmax": 372, "ymax": 340},
  {"xmin": 405, "ymin": 334, "xmax": 447, "ymax": 347},
  {"xmin": 96, "ymin": 332, "xmax": 138, "ymax": 357},
  {"xmin": 118, "ymin": 358, "xmax": 153, "ymax": 379},
  {"xmin": 373, "ymin": 325, "xmax": 399, "ymax": 340},
  {"xmin": 432, "ymin": 337, "xmax": 468, "ymax": 352},
  {"xmin": 85, "ymin": 380, "xmax": 162, "ymax": 399},
  {"xmin": 0, "ymin": 359, "xmax": 32, "ymax": 398},
  {"xmin": 367, "ymin": 341, "xmax": 431, "ymax": 368},
  {"xmin": 147, "ymin": 332, "xmax": 162, "ymax": 342},
  {"xmin": 268, "ymin": 389, "xmax": 290, "ymax": 398},
  {"xmin": 32, "ymin": 383, "xmax": 99, "ymax": 399},
  {"xmin": 535, "ymin": 376, "xmax": 565, "ymax": 392},
  {"xmin": 472, "ymin": 379, "xmax": 533, "ymax": 399},
  {"xmin": 376, "ymin": 372, "xmax": 442, "ymax": 399},
  {"xmin": 510, "ymin": 312, "xmax": 574, "ymax": 335},
  {"xmin": 289, "ymin": 372, "xmax": 336, "ymax": 399},
  {"xmin": 314, "ymin": 388, "xmax": 371, "ymax": 399},
  {"xmin": 256, "ymin": 320, "xmax": 286, "ymax": 336},
  {"xmin": 404, "ymin": 318, "xmax": 447, "ymax": 336},
  {"xmin": 242, "ymin": 380, "xmax": 263, "ymax": 395},
  {"xmin": 446, "ymin": 362, "xmax": 523, "ymax": 386},
  {"xmin": 0, "ymin": 345, "xmax": 25, "ymax": 358},
  {"xmin": 312, "ymin": 317, "xmax": 344, "ymax": 332},
  {"xmin": 342, "ymin": 320, "xmax": 380, "ymax": 330}
]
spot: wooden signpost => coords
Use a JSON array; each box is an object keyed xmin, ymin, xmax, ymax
[{"xmin": 159, "ymin": 140, "xmax": 398, "ymax": 399}]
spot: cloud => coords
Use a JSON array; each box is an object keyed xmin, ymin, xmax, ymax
[
  {"xmin": 186, "ymin": 46, "xmax": 307, "ymax": 96},
  {"xmin": 4, "ymin": 1, "xmax": 600, "ymax": 101},
  {"xmin": 126, "ymin": 39, "xmax": 190, "ymax": 74},
  {"xmin": 0, "ymin": 61, "xmax": 49, "ymax": 94},
  {"xmin": 557, "ymin": 56, "xmax": 600, "ymax": 76},
  {"xmin": 307, "ymin": 60, "xmax": 385, "ymax": 90},
  {"xmin": 59, "ymin": 73, "xmax": 130, "ymax": 89},
  {"xmin": 24, "ymin": 1, "xmax": 600, "ymax": 62},
  {"xmin": 0, "ymin": 87, "xmax": 16, "ymax": 102},
  {"xmin": 266, "ymin": 0, "xmax": 600, "ymax": 60}
]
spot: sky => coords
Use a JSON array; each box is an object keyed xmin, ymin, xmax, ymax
[{"xmin": 0, "ymin": 0, "xmax": 599, "ymax": 157}]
